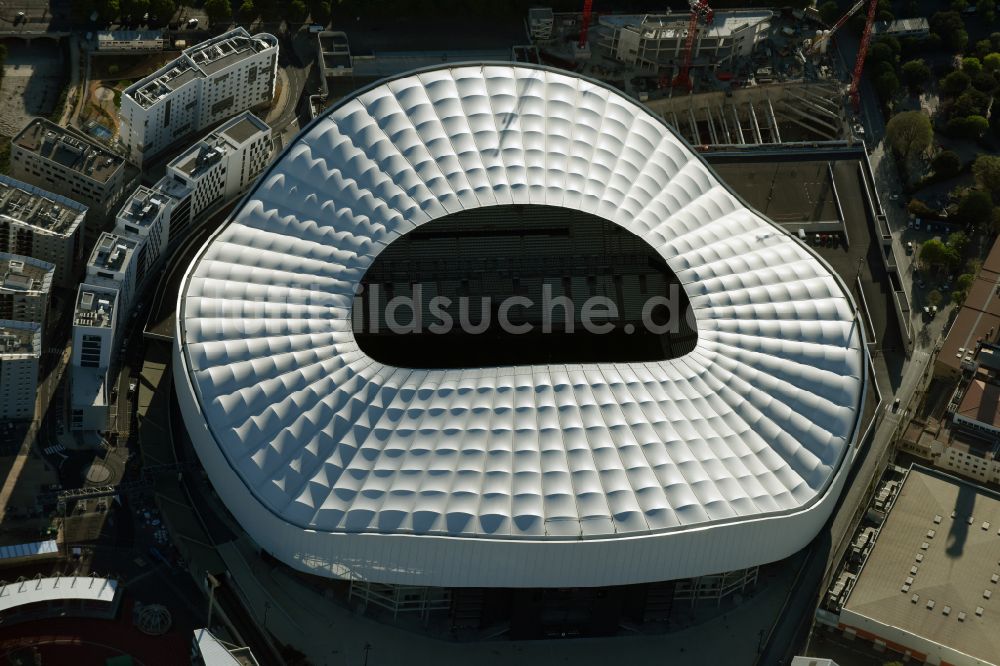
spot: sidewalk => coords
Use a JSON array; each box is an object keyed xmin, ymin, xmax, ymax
[{"xmin": 213, "ymin": 534, "xmax": 796, "ymax": 666}]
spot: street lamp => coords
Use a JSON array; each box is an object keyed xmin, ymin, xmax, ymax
[{"xmin": 362, "ymin": 642, "xmax": 372, "ymax": 666}]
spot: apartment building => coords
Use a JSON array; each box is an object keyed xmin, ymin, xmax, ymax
[
  {"xmin": 10, "ymin": 118, "xmax": 127, "ymax": 219},
  {"xmin": 0, "ymin": 253, "xmax": 54, "ymax": 329},
  {"xmin": 70, "ymin": 284, "xmax": 118, "ymax": 431},
  {"xmin": 0, "ymin": 174, "xmax": 87, "ymax": 289},
  {"xmin": 599, "ymin": 11, "xmax": 771, "ymax": 74},
  {"xmin": 164, "ymin": 112, "xmax": 271, "ymax": 219},
  {"xmin": 0, "ymin": 320, "xmax": 42, "ymax": 421},
  {"xmin": 85, "ymin": 232, "xmax": 143, "ymax": 310},
  {"xmin": 120, "ymin": 28, "xmax": 278, "ymax": 166}
]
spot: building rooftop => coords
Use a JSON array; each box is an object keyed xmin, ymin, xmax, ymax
[
  {"xmin": 841, "ymin": 466, "xmax": 1000, "ymax": 664},
  {"xmin": 13, "ymin": 119, "xmax": 124, "ymax": 185},
  {"xmin": 599, "ymin": 10, "xmax": 772, "ymax": 40},
  {"xmin": 0, "ymin": 253, "xmax": 54, "ymax": 294},
  {"xmin": 940, "ymin": 295, "xmax": 1000, "ymax": 374},
  {"xmin": 88, "ymin": 232, "xmax": 140, "ymax": 275},
  {"xmin": 956, "ymin": 378, "xmax": 1000, "ymax": 429},
  {"xmin": 74, "ymin": 284, "xmax": 117, "ymax": 328},
  {"xmin": 874, "ymin": 17, "xmax": 930, "ymax": 34},
  {"xmin": 170, "ymin": 112, "xmax": 268, "ymax": 179},
  {"xmin": 125, "ymin": 28, "xmax": 277, "ymax": 109},
  {"xmin": 0, "ymin": 174, "xmax": 87, "ymax": 237},
  {"xmin": 96, "ymin": 30, "xmax": 164, "ymax": 43},
  {"xmin": 0, "ymin": 320, "xmax": 41, "ymax": 358},
  {"xmin": 116, "ymin": 185, "xmax": 174, "ymax": 230}
]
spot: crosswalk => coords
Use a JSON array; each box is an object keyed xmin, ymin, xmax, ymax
[{"xmin": 42, "ymin": 443, "xmax": 66, "ymax": 457}]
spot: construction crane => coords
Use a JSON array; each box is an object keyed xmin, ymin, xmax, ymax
[
  {"xmin": 579, "ymin": 0, "xmax": 594, "ymax": 49},
  {"xmin": 673, "ymin": 0, "xmax": 715, "ymax": 90},
  {"xmin": 806, "ymin": 0, "xmax": 866, "ymax": 55},
  {"xmin": 850, "ymin": 0, "xmax": 879, "ymax": 111}
]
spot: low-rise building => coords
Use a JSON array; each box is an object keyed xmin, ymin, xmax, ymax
[
  {"xmin": 0, "ymin": 174, "xmax": 88, "ymax": 289},
  {"xmin": 95, "ymin": 30, "xmax": 166, "ymax": 52},
  {"xmin": 599, "ymin": 11, "xmax": 771, "ymax": 74},
  {"xmin": 10, "ymin": 118, "xmax": 127, "ymax": 219},
  {"xmin": 70, "ymin": 284, "xmax": 118, "ymax": 432},
  {"xmin": 834, "ymin": 466, "xmax": 1000, "ymax": 666},
  {"xmin": 873, "ymin": 18, "xmax": 930, "ymax": 39},
  {"xmin": 0, "ymin": 253, "xmax": 54, "ymax": 329},
  {"xmin": 937, "ymin": 240, "xmax": 1000, "ymax": 378},
  {"xmin": 165, "ymin": 111, "xmax": 270, "ymax": 219},
  {"xmin": 0, "ymin": 320, "xmax": 42, "ymax": 421},
  {"xmin": 120, "ymin": 28, "xmax": 278, "ymax": 167}
]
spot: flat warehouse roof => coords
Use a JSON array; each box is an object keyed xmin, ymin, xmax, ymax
[
  {"xmin": 711, "ymin": 162, "xmax": 840, "ymax": 224},
  {"xmin": 842, "ymin": 467, "xmax": 1000, "ymax": 663}
]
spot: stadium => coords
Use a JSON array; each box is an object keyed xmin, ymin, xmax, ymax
[{"xmin": 173, "ymin": 64, "xmax": 868, "ymax": 631}]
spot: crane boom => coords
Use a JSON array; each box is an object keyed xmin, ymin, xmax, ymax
[
  {"xmin": 672, "ymin": 0, "xmax": 714, "ymax": 89},
  {"xmin": 807, "ymin": 0, "xmax": 866, "ymax": 54},
  {"xmin": 850, "ymin": 0, "xmax": 879, "ymax": 111},
  {"xmin": 579, "ymin": 0, "xmax": 594, "ymax": 49}
]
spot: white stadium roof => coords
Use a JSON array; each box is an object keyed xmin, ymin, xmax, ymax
[{"xmin": 175, "ymin": 64, "xmax": 867, "ymax": 588}]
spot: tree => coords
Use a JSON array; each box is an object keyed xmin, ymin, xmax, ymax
[
  {"xmin": 941, "ymin": 70, "xmax": 971, "ymax": 96},
  {"xmin": 819, "ymin": 0, "xmax": 840, "ymax": 24},
  {"xmin": 256, "ymin": 0, "xmax": 280, "ymax": 21},
  {"xmin": 920, "ymin": 238, "xmax": 960, "ymax": 270},
  {"xmin": 953, "ymin": 89, "xmax": 990, "ymax": 117},
  {"xmin": 309, "ymin": 0, "xmax": 331, "ymax": 25},
  {"xmin": 238, "ymin": 0, "xmax": 256, "ymax": 21},
  {"xmin": 974, "ymin": 155, "xmax": 1000, "ymax": 197},
  {"xmin": 288, "ymin": 0, "xmax": 308, "ymax": 22},
  {"xmin": 931, "ymin": 11, "xmax": 969, "ymax": 51},
  {"xmin": 947, "ymin": 115, "xmax": 989, "ymax": 139},
  {"xmin": 972, "ymin": 71, "xmax": 998, "ymax": 92},
  {"xmin": 948, "ymin": 231, "xmax": 970, "ymax": 253},
  {"xmin": 932, "ymin": 150, "xmax": 962, "ymax": 177},
  {"xmin": 901, "ymin": 59, "xmax": 931, "ymax": 89},
  {"xmin": 886, "ymin": 111, "xmax": 932, "ymax": 157},
  {"xmin": 868, "ymin": 42, "xmax": 896, "ymax": 66},
  {"xmin": 204, "ymin": 0, "xmax": 231, "ymax": 24},
  {"xmin": 963, "ymin": 57, "xmax": 984, "ymax": 75},
  {"xmin": 874, "ymin": 71, "xmax": 900, "ymax": 101},
  {"xmin": 956, "ymin": 273, "xmax": 975, "ymax": 290},
  {"xmin": 981, "ymin": 0, "xmax": 997, "ymax": 22},
  {"xmin": 928, "ymin": 289, "xmax": 943, "ymax": 306},
  {"xmin": 985, "ymin": 53, "xmax": 1000, "ymax": 72},
  {"xmin": 148, "ymin": 0, "xmax": 175, "ymax": 20},
  {"xmin": 956, "ymin": 190, "xmax": 994, "ymax": 226}
]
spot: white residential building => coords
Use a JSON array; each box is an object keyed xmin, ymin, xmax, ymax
[
  {"xmin": 85, "ymin": 232, "xmax": 143, "ymax": 310},
  {"xmin": 10, "ymin": 119, "xmax": 127, "ymax": 219},
  {"xmin": 0, "ymin": 320, "xmax": 41, "ymax": 421},
  {"xmin": 0, "ymin": 175, "xmax": 88, "ymax": 289},
  {"xmin": 0, "ymin": 253, "xmax": 54, "ymax": 329},
  {"xmin": 96, "ymin": 30, "xmax": 166, "ymax": 52},
  {"xmin": 599, "ymin": 11, "xmax": 771, "ymax": 74},
  {"xmin": 70, "ymin": 284, "xmax": 118, "ymax": 432},
  {"xmin": 120, "ymin": 28, "xmax": 278, "ymax": 166},
  {"xmin": 165, "ymin": 112, "xmax": 271, "ymax": 219},
  {"xmin": 115, "ymin": 181, "xmax": 193, "ymax": 271}
]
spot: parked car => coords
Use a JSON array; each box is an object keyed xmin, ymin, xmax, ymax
[{"xmin": 906, "ymin": 241, "xmax": 914, "ymax": 254}]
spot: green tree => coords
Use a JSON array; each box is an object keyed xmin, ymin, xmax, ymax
[
  {"xmin": 981, "ymin": 0, "xmax": 997, "ymax": 22},
  {"xmin": 886, "ymin": 111, "xmax": 932, "ymax": 157},
  {"xmin": 238, "ymin": 0, "xmax": 256, "ymax": 21},
  {"xmin": 819, "ymin": 1, "xmax": 840, "ymax": 24},
  {"xmin": 287, "ymin": 0, "xmax": 308, "ymax": 22},
  {"xmin": 977, "ymin": 39, "xmax": 994, "ymax": 57},
  {"xmin": 148, "ymin": 0, "xmax": 175, "ymax": 20},
  {"xmin": 947, "ymin": 115, "xmax": 990, "ymax": 139},
  {"xmin": 932, "ymin": 150, "xmax": 962, "ymax": 177},
  {"xmin": 901, "ymin": 59, "xmax": 931, "ymax": 88},
  {"xmin": 952, "ymin": 289, "xmax": 968, "ymax": 304},
  {"xmin": 309, "ymin": 0, "xmax": 331, "ymax": 25},
  {"xmin": 954, "ymin": 88, "xmax": 990, "ymax": 117},
  {"xmin": 957, "ymin": 190, "xmax": 994, "ymax": 225},
  {"xmin": 985, "ymin": 52, "xmax": 1000, "ymax": 72},
  {"xmin": 948, "ymin": 230, "xmax": 970, "ymax": 253},
  {"xmin": 964, "ymin": 57, "xmax": 984, "ymax": 75},
  {"xmin": 974, "ymin": 155, "xmax": 1000, "ymax": 197},
  {"xmin": 868, "ymin": 42, "xmax": 896, "ymax": 65},
  {"xmin": 204, "ymin": 0, "xmax": 232, "ymax": 24},
  {"xmin": 875, "ymin": 71, "xmax": 901, "ymax": 100},
  {"xmin": 256, "ymin": 0, "xmax": 280, "ymax": 21},
  {"xmin": 941, "ymin": 70, "xmax": 971, "ymax": 96},
  {"xmin": 931, "ymin": 10, "xmax": 969, "ymax": 51},
  {"xmin": 956, "ymin": 273, "xmax": 975, "ymax": 290},
  {"xmin": 972, "ymin": 71, "xmax": 998, "ymax": 92},
  {"xmin": 920, "ymin": 238, "xmax": 960, "ymax": 270},
  {"xmin": 928, "ymin": 289, "xmax": 943, "ymax": 306}
]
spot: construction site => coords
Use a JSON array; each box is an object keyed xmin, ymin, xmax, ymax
[{"xmin": 519, "ymin": 0, "xmax": 881, "ymax": 147}]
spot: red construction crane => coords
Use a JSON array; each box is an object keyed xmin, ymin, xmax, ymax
[
  {"xmin": 579, "ymin": 0, "xmax": 594, "ymax": 49},
  {"xmin": 673, "ymin": 0, "xmax": 715, "ymax": 90},
  {"xmin": 849, "ymin": 0, "xmax": 879, "ymax": 111}
]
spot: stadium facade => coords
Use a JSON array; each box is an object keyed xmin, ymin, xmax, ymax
[{"xmin": 174, "ymin": 65, "xmax": 867, "ymax": 598}]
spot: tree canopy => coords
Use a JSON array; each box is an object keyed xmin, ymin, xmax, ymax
[
  {"xmin": 974, "ymin": 155, "xmax": 1000, "ymax": 198},
  {"xmin": 946, "ymin": 115, "xmax": 989, "ymax": 139},
  {"xmin": 941, "ymin": 70, "xmax": 971, "ymax": 96},
  {"xmin": 886, "ymin": 111, "xmax": 933, "ymax": 157},
  {"xmin": 932, "ymin": 150, "xmax": 962, "ymax": 178},
  {"xmin": 204, "ymin": 0, "xmax": 232, "ymax": 24},
  {"xmin": 957, "ymin": 190, "xmax": 994, "ymax": 226},
  {"xmin": 920, "ymin": 238, "xmax": 960, "ymax": 270},
  {"xmin": 930, "ymin": 11, "xmax": 969, "ymax": 51},
  {"xmin": 901, "ymin": 59, "xmax": 931, "ymax": 89}
]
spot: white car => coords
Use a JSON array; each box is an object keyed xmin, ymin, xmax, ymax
[{"xmin": 186, "ymin": 17, "xmax": 199, "ymax": 28}]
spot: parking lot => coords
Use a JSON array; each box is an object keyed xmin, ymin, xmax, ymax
[{"xmin": 0, "ymin": 39, "xmax": 65, "ymax": 137}]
